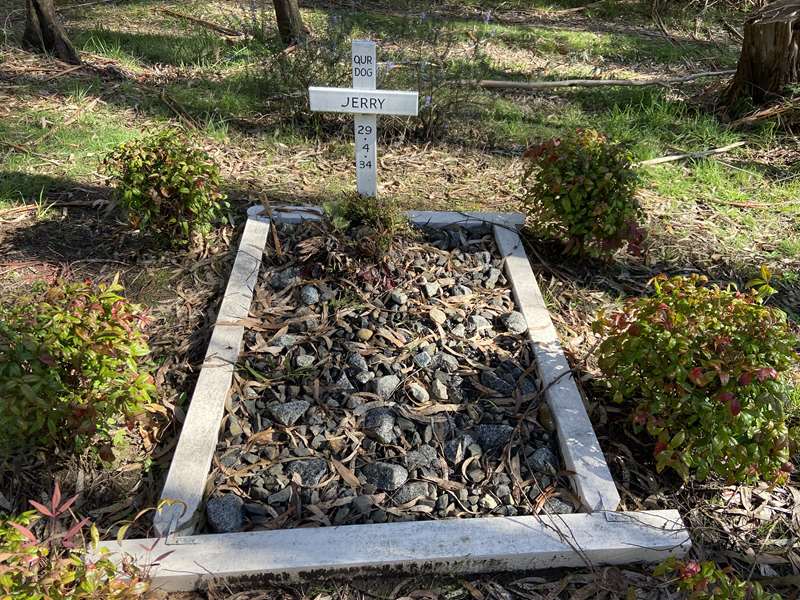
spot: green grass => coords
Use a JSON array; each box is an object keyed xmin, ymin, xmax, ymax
[
  {"xmin": 71, "ymin": 27, "xmax": 255, "ymax": 68},
  {"xmin": 0, "ymin": 101, "xmax": 138, "ymax": 206},
  {"xmin": 319, "ymin": 9, "xmax": 736, "ymax": 69}
]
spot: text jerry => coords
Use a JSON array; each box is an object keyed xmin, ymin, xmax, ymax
[{"xmin": 341, "ymin": 96, "xmax": 386, "ymax": 110}]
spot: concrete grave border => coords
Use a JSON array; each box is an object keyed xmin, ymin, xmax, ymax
[{"xmin": 106, "ymin": 206, "xmax": 689, "ymax": 591}]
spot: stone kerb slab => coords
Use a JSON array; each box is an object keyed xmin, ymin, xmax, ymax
[
  {"xmin": 114, "ymin": 510, "xmax": 688, "ymax": 592},
  {"xmin": 134, "ymin": 205, "xmax": 687, "ymax": 591}
]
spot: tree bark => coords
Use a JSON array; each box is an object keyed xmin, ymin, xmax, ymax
[
  {"xmin": 725, "ymin": 0, "xmax": 800, "ymax": 107},
  {"xmin": 272, "ymin": 0, "xmax": 305, "ymax": 46},
  {"xmin": 22, "ymin": 0, "xmax": 81, "ymax": 64}
]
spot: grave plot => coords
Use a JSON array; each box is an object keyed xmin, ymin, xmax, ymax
[
  {"xmin": 206, "ymin": 219, "xmax": 573, "ymax": 533},
  {"xmin": 105, "ymin": 35, "xmax": 685, "ymax": 590},
  {"xmin": 104, "ymin": 207, "xmax": 688, "ymax": 591}
]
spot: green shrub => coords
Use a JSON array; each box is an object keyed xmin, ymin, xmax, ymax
[
  {"xmin": 0, "ymin": 484, "xmax": 151, "ymax": 599},
  {"xmin": 323, "ymin": 193, "xmax": 409, "ymax": 256},
  {"xmin": 592, "ymin": 273, "xmax": 798, "ymax": 483},
  {"xmin": 0, "ymin": 277, "xmax": 155, "ymax": 453},
  {"xmin": 522, "ymin": 128, "xmax": 643, "ymax": 257},
  {"xmin": 655, "ymin": 558, "xmax": 781, "ymax": 600},
  {"xmin": 102, "ymin": 130, "xmax": 228, "ymax": 246}
]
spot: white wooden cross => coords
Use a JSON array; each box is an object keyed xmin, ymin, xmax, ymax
[{"xmin": 309, "ymin": 40, "xmax": 419, "ymax": 198}]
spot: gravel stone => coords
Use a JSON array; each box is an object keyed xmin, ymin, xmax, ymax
[
  {"xmin": 468, "ymin": 315, "xmax": 493, "ymax": 332},
  {"xmin": 228, "ymin": 418, "xmax": 243, "ymax": 437},
  {"xmin": 480, "ymin": 370, "xmax": 514, "ymax": 395},
  {"xmin": 353, "ymin": 495, "xmax": 374, "ymax": 514},
  {"xmin": 270, "ymin": 268, "xmax": 297, "ymax": 290},
  {"xmin": 389, "ymin": 290, "xmax": 408, "ymax": 305},
  {"xmin": 429, "ymin": 308, "xmax": 447, "ymax": 325},
  {"xmin": 273, "ymin": 334, "xmax": 297, "ymax": 349},
  {"xmin": 244, "ymin": 501, "xmax": 269, "ymax": 517},
  {"xmin": 361, "ymin": 462, "xmax": 408, "ymax": 491},
  {"xmin": 405, "ymin": 444, "xmax": 438, "ymax": 470},
  {"xmin": 544, "ymin": 497, "xmax": 575, "ymax": 514},
  {"xmin": 451, "ymin": 284, "xmax": 472, "ymax": 296},
  {"xmin": 335, "ymin": 372, "xmax": 355, "ymax": 391},
  {"xmin": 413, "ymin": 350, "xmax": 433, "ymax": 368},
  {"xmin": 332, "ymin": 507, "xmax": 350, "ymax": 524},
  {"xmin": 347, "ymin": 352, "xmax": 369, "ymax": 372},
  {"xmin": 423, "ymin": 282, "xmax": 440, "ymax": 297},
  {"xmin": 405, "ymin": 451, "xmax": 429, "ymax": 470},
  {"xmin": 474, "ymin": 424, "xmax": 515, "ymax": 451},
  {"xmin": 485, "ymin": 267, "xmax": 502, "ymax": 289},
  {"xmin": 372, "ymin": 509, "xmax": 388, "ymax": 523},
  {"xmin": 530, "ymin": 447, "xmax": 559, "ymax": 474},
  {"xmin": 206, "ymin": 494, "xmax": 244, "ymax": 533},
  {"xmin": 250, "ymin": 486, "xmax": 270, "ymax": 502},
  {"xmin": 469, "ymin": 469, "xmax": 486, "ymax": 483},
  {"xmin": 431, "ymin": 378, "xmax": 448, "ymax": 400},
  {"xmin": 451, "ymin": 323, "xmax": 466, "ymax": 337},
  {"xmin": 407, "ymin": 382, "xmax": 430, "ymax": 403},
  {"xmin": 363, "ymin": 408, "xmax": 396, "ymax": 445},
  {"xmin": 295, "ymin": 354, "xmax": 315, "ymax": 368},
  {"xmin": 393, "ymin": 482, "xmax": 430, "ymax": 505},
  {"xmin": 467, "ymin": 443, "xmax": 483, "ymax": 458},
  {"xmin": 300, "ymin": 285, "xmax": 320, "ymax": 305},
  {"xmin": 444, "ymin": 434, "xmax": 475, "ymax": 465},
  {"xmin": 268, "ymin": 400, "xmax": 310, "ymax": 427},
  {"xmin": 435, "ymin": 353, "xmax": 459, "ymax": 372},
  {"xmin": 479, "ymin": 494, "xmax": 499, "ymax": 510},
  {"xmin": 355, "ymin": 371, "xmax": 374, "ymax": 384},
  {"xmin": 241, "ymin": 452, "xmax": 260, "ymax": 465},
  {"xmin": 501, "ymin": 311, "xmax": 528, "ymax": 335},
  {"xmin": 286, "ymin": 459, "xmax": 328, "ymax": 487},
  {"xmin": 372, "ymin": 374, "xmax": 400, "ymax": 400},
  {"xmin": 356, "ymin": 328, "xmax": 374, "ymax": 341}
]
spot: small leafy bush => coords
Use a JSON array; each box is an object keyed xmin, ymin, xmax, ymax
[
  {"xmin": 522, "ymin": 128, "xmax": 643, "ymax": 257},
  {"xmin": 323, "ymin": 193, "xmax": 409, "ymax": 256},
  {"xmin": 593, "ymin": 273, "xmax": 798, "ymax": 483},
  {"xmin": 0, "ymin": 484, "xmax": 151, "ymax": 599},
  {"xmin": 0, "ymin": 276, "xmax": 155, "ymax": 453},
  {"xmin": 655, "ymin": 558, "xmax": 781, "ymax": 600},
  {"xmin": 103, "ymin": 130, "xmax": 228, "ymax": 245}
]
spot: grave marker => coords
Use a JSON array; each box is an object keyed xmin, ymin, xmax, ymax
[{"xmin": 309, "ymin": 40, "xmax": 418, "ymax": 197}]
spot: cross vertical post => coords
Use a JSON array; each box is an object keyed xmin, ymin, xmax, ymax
[{"xmin": 352, "ymin": 40, "xmax": 378, "ymax": 198}]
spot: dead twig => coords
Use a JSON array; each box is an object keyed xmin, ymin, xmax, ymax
[
  {"xmin": 721, "ymin": 16, "xmax": 745, "ymax": 42},
  {"xmin": 41, "ymin": 64, "xmax": 83, "ymax": 81},
  {"xmin": 159, "ymin": 90, "xmax": 199, "ymax": 129},
  {"xmin": 731, "ymin": 102, "xmax": 797, "ymax": 128},
  {"xmin": 157, "ymin": 8, "xmax": 243, "ymax": 37},
  {"xmin": 636, "ymin": 141, "xmax": 746, "ymax": 166},
  {"xmin": 469, "ymin": 70, "xmax": 735, "ymax": 91}
]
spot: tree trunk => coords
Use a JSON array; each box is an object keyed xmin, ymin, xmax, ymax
[
  {"xmin": 22, "ymin": 0, "xmax": 80, "ymax": 64},
  {"xmin": 725, "ymin": 0, "xmax": 800, "ymax": 107},
  {"xmin": 272, "ymin": 0, "xmax": 305, "ymax": 46}
]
